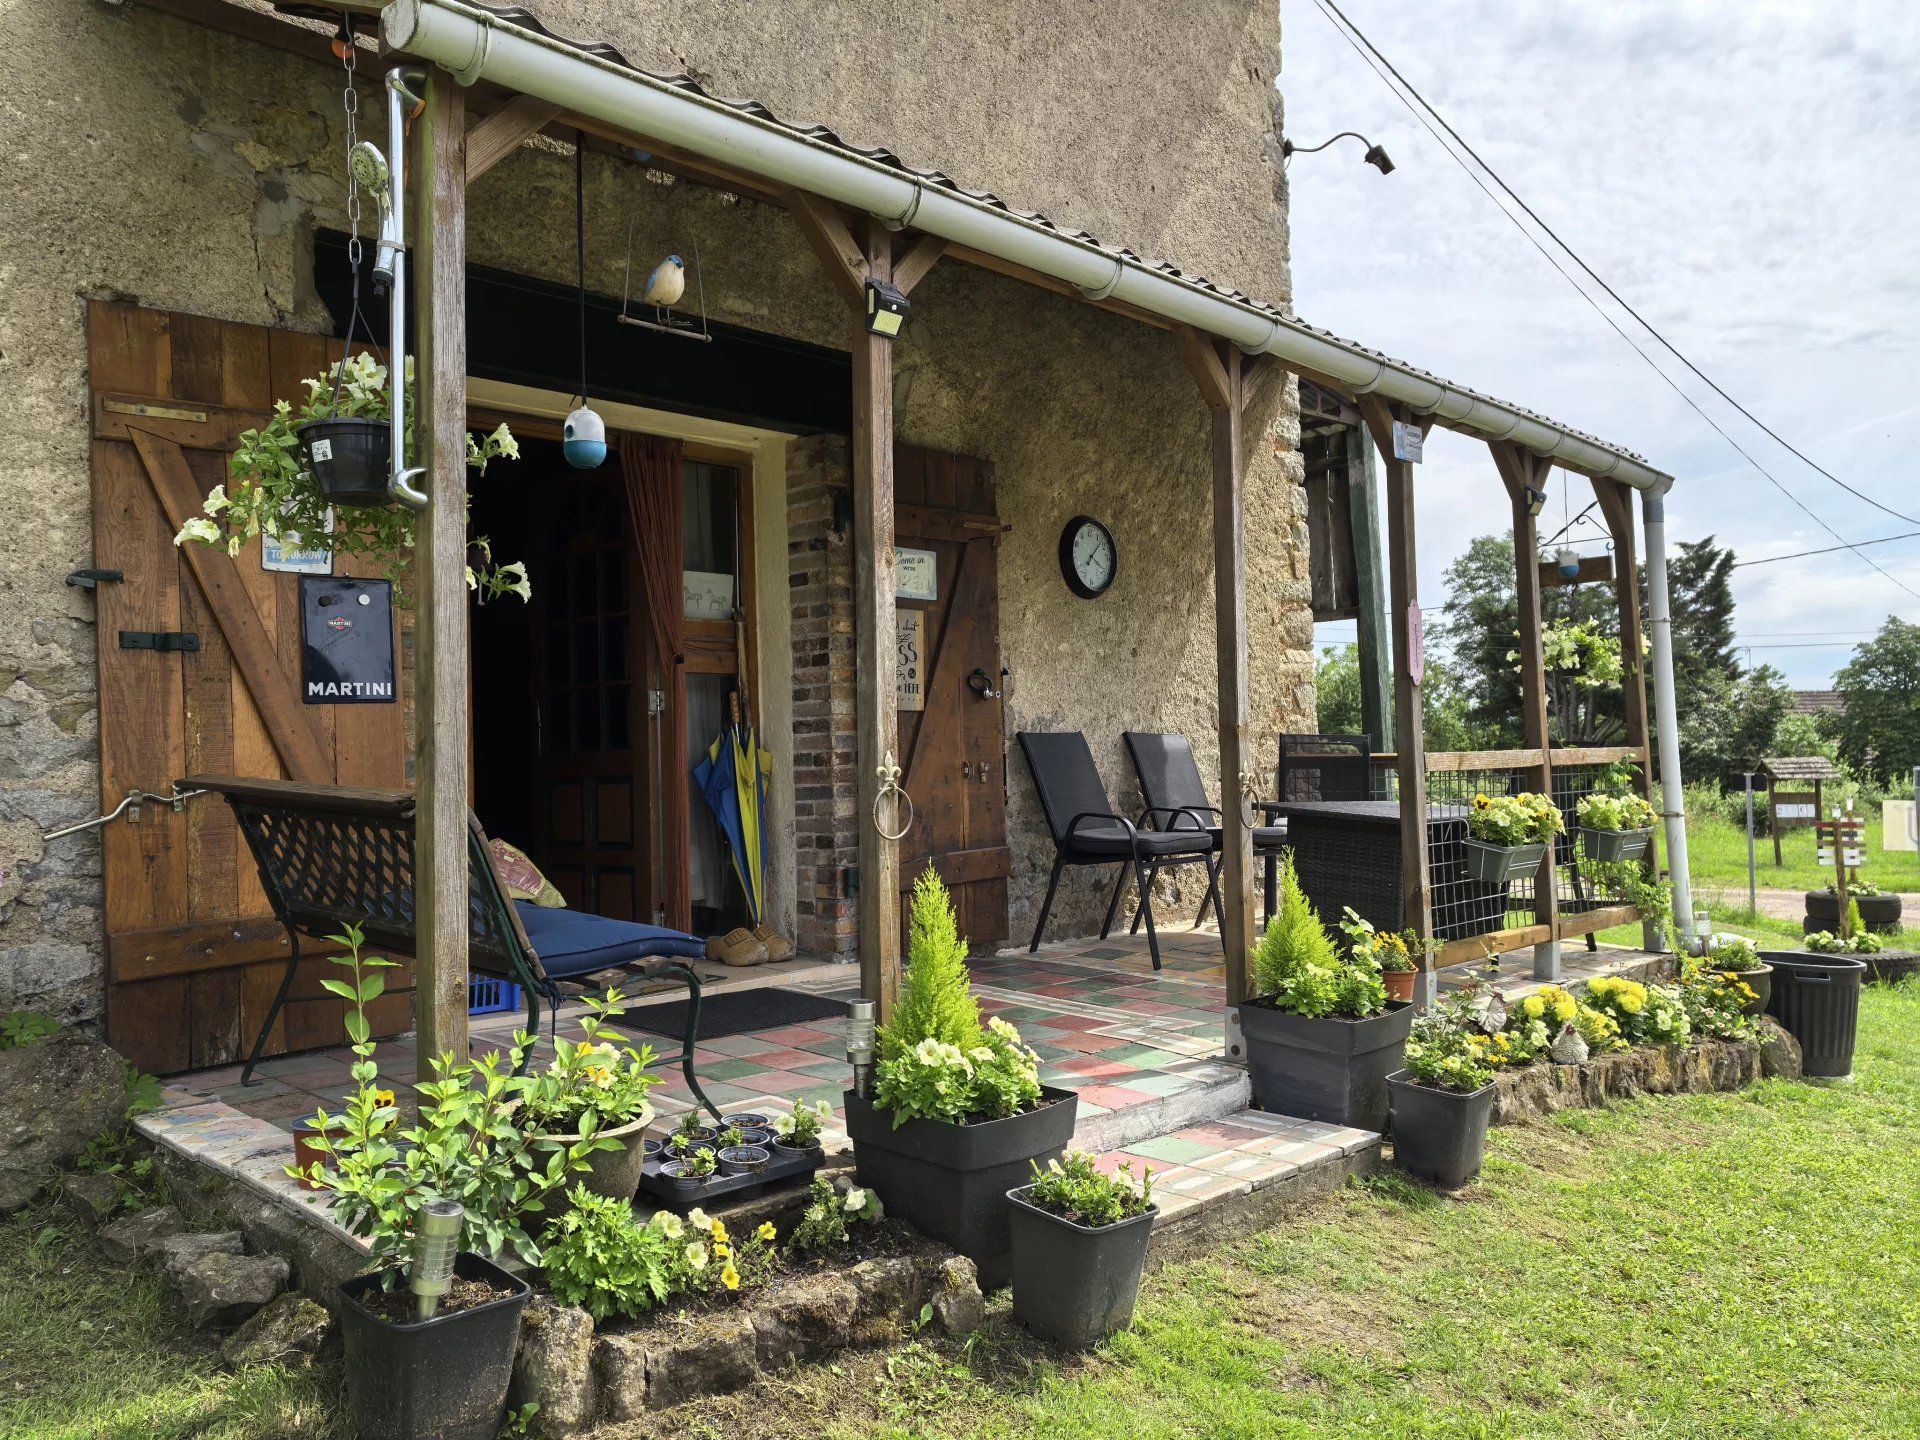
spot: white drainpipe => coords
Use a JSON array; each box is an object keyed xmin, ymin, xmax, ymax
[
  {"xmin": 381, "ymin": 0, "xmax": 1669, "ymax": 492},
  {"xmin": 1640, "ymin": 483, "xmax": 1697, "ymax": 952}
]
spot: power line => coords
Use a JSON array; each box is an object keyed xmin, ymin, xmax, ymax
[
  {"xmin": 1312, "ymin": 0, "xmax": 1918, "ymax": 531},
  {"xmin": 1731, "ymin": 529, "xmax": 1920, "ymax": 568},
  {"xmin": 1309, "ymin": 0, "xmax": 1920, "ymax": 603}
]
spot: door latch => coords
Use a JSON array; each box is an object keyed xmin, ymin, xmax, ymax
[
  {"xmin": 66, "ymin": 568, "xmax": 124, "ymax": 590},
  {"xmin": 120, "ymin": 631, "xmax": 201, "ymax": 653},
  {"xmin": 966, "ymin": 667, "xmax": 999, "ymax": 699}
]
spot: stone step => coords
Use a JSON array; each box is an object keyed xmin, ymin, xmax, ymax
[{"xmin": 1069, "ymin": 1060, "xmax": 1251, "ymax": 1155}]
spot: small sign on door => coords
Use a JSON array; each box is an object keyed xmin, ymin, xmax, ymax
[
  {"xmin": 896, "ymin": 609, "xmax": 925, "ymax": 712},
  {"xmin": 263, "ymin": 504, "xmax": 334, "ymax": 574},
  {"xmin": 896, "ymin": 548, "xmax": 938, "ymax": 602},
  {"xmin": 301, "ymin": 576, "xmax": 396, "ymax": 704},
  {"xmin": 1391, "ymin": 420, "xmax": 1425, "ymax": 464}
]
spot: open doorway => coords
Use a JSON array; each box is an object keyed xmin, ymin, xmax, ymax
[{"xmin": 470, "ymin": 428, "xmax": 761, "ymax": 937}]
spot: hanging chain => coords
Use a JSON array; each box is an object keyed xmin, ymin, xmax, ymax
[{"xmin": 331, "ymin": 16, "xmax": 363, "ymax": 413}]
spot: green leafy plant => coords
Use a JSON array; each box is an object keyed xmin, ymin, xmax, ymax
[
  {"xmin": 290, "ymin": 926, "xmax": 605, "ymax": 1282},
  {"xmin": 674, "ymin": 1146, "xmax": 718, "ymax": 1178},
  {"xmin": 1584, "ymin": 975, "xmax": 1692, "ymax": 1047},
  {"xmin": 172, "ymin": 352, "xmax": 527, "ymax": 602},
  {"xmin": 1676, "ymin": 963, "xmax": 1759, "ymax": 1040},
  {"xmin": 669, "ymin": 1111, "xmax": 715, "ymax": 1151},
  {"xmin": 789, "ymin": 1173, "xmax": 885, "ymax": 1254},
  {"xmin": 519, "ymin": 989, "xmax": 659, "ymax": 1136},
  {"xmin": 1708, "ymin": 936, "xmax": 1763, "ymax": 973},
  {"xmin": 772, "ymin": 1098, "xmax": 831, "ymax": 1149},
  {"xmin": 1338, "ymin": 908, "xmax": 1421, "ymax": 973},
  {"xmin": 1250, "ymin": 854, "xmax": 1386, "ymax": 1018},
  {"xmin": 1403, "ymin": 1009, "xmax": 1497, "ymax": 1093},
  {"xmin": 1576, "ymin": 791, "xmax": 1656, "ymax": 833},
  {"xmin": 1806, "ymin": 929, "xmax": 1885, "ymax": 955},
  {"xmin": 539, "ymin": 1186, "xmax": 681, "ymax": 1320},
  {"xmin": 0, "ymin": 1012, "xmax": 60, "ymax": 1049},
  {"xmin": 1527, "ymin": 618, "xmax": 1637, "ymax": 689},
  {"xmin": 873, "ymin": 867, "xmax": 1042, "ymax": 1126},
  {"xmin": 1022, "ymin": 1149, "xmax": 1154, "ymax": 1229},
  {"xmin": 1466, "ymin": 791, "xmax": 1564, "ymax": 847},
  {"xmin": 1827, "ymin": 879, "xmax": 1883, "ymax": 897}
]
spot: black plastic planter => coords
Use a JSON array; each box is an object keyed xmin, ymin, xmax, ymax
[
  {"xmin": 338, "ymin": 1253, "xmax": 529, "ymax": 1440},
  {"xmin": 1387, "ymin": 1071, "xmax": 1496, "ymax": 1189},
  {"xmin": 1761, "ymin": 951, "xmax": 1868, "ymax": 1081},
  {"xmin": 298, "ymin": 416, "xmax": 393, "ymax": 507},
  {"xmin": 1006, "ymin": 1185, "xmax": 1156, "ymax": 1348},
  {"xmin": 1717, "ymin": 963, "xmax": 1772, "ymax": 1016},
  {"xmin": 1238, "ymin": 1000, "xmax": 1414, "ymax": 1131},
  {"xmin": 845, "ymin": 1087, "xmax": 1077, "ymax": 1290}
]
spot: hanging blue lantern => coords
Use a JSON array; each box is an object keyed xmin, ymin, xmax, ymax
[
  {"xmin": 1555, "ymin": 546, "xmax": 1581, "ymax": 580},
  {"xmin": 563, "ymin": 404, "xmax": 607, "ymax": 469}
]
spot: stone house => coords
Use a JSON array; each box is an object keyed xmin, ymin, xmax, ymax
[{"xmin": 0, "ymin": 0, "xmax": 1681, "ymax": 1074}]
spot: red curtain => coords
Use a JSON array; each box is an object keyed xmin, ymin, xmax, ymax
[{"xmin": 617, "ymin": 432, "xmax": 691, "ymax": 931}]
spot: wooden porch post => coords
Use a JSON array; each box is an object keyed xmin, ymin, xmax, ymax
[
  {"xmin": 1493, "ymin": 443, "xmax": 1561, "ymax": 980},
  {"xmin": 1359, "ymin": 398, "xmax": 1434, "ymax": 1005},
  {"xmin": 1593, "ymin": 476, "xmax": 1661, "ymax": 946},
  {"xmin": 1181, "ymin": 331, "xmax": 1253, "ymax": 1008},
  {"xmin": 1348, "ymin": 424, "xmax": 1394, "ymax": 751},
  {"xmin": 412, "ymin": 70, "xmax": 471, "ymax": 1064}
]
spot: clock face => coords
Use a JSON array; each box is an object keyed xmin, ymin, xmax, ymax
[{"xmin": 1059, "ymin": 515, "xmax": 1117, "ymax": 599}]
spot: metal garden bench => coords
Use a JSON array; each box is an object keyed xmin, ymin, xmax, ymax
[{"xmin": 186, "ymin": 774, "xmax": 719, "ymax": 1119}]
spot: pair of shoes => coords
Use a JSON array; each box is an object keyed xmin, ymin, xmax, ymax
[
  {"xmin": 706, "ymin": 928, "xmax": 768, "ymax": 967},
  {"xmin": 754, "ymin": 924, "xmax": 794, "ymax": 962}
]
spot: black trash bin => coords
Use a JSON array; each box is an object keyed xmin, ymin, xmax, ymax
[{"xmin": 1761, "ymin": 951, "xmax": 1868, "ymax": 1082}]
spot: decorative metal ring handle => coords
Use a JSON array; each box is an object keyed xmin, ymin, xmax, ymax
[
  {"xmin": 1238, "ymin": 770, "xmax": 1260, "ymax": 829},
  {"xmin": 873, "ymin": 750, "xmax": 914, "ymax": 842}
]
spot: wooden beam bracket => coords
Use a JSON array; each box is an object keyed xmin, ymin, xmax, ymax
[
  {"xmin": 787, "ymin": 192, "xmax": 869, "ymax": 309},
  {"xmin": 466, "ymin": 95, "xmax": 564, "ymax": 182}
]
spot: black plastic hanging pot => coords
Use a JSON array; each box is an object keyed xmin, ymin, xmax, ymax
[{"xmin": 299, "ymin": 416, "xmax": 394, "ymax": 507}]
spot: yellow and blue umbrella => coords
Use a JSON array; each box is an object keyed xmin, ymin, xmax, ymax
[{"xmin": 694, "ymin": 707, "xmax": 773, "ymax": 924}]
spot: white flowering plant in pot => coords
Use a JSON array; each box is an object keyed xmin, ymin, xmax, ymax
[{"xmin": 172, "ymin": 351, "xmax": 528, "ymax": 603}]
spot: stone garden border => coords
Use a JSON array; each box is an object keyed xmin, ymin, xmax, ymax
[{"xmin": 1490, "ymin": 1018, "xmax": 1802, "ymax": 1124}]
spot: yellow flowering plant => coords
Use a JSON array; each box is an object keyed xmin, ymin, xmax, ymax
[
  {"xmin": 1466, "ymin": 791, "xmax": 1564, "ymax": 848},
  {"xmin": 520, "ymin": 989, "xmax": 661, "ymax": 1136}
]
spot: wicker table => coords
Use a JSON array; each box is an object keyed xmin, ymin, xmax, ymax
[{"xmin": 1264, "ymin": 800, "xmax": 1513, "ymax": 943}]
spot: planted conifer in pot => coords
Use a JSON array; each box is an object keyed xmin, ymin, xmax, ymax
[
  {"xmin": 1007, "ymin": 1151, "xmax": 1157, "ymax": 1348},
  {"xmin": 293, "ymin": 928, "xmax": 605, "ymax": 1440},
  {"xmin": 1239, "ymin": 854, "xmax": 1412, "ymax": 1131},
  {"xmin": 845, "ymin": 867, "xmax": 1075, "ymax": 1290},
  {"xmin": 1388, "ymin": 1003, "xmax": 1498, "ymax": 1189}
]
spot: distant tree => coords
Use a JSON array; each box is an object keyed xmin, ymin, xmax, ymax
[
  {"xmin": 1831, "ymin": 619, "xmax": 1920, "ymax": 783},
  {"xmin": 1675, "ymin": 664, "xmax": 1794, "ymax": 787},
  {"xmin": 1314, "ymin": 645, "xmax": 1362, "ymax": 735},
  {"xmin": 1666, "ymin": 537, "xmax": 1739, "ymax": 712}
]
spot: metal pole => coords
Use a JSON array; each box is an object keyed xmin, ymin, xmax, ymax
[
  {"xmin": 1640, "ymin": 483, "xmax": 1696, "ymax": 953},
  {"xmin": 1743, "ymin": 772, "xmax": 1757, "ymax": 914}
]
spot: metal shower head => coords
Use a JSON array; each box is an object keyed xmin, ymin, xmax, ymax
[{"xmin": 348, "ymin": 141, "xmax": 389, "ymax": 194}]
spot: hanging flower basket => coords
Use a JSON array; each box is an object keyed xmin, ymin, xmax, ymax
[
  {"xmin": 298, "ymin": 416, "xmax": 394, "ymax": 507},
  {"xmin": 1580, "ymin": 826, "xmax": 1653, "ymax": 864},
  {"xmin": 1462, "ymin": 839, "xmax": 1548, "ymax": 884}
]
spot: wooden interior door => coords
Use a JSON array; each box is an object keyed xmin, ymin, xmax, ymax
[
  {"xmin": 87, "ymin": 301, "xmax": 413, "ymax": 1074},
  {"xmin": 530, "ymin": 466, "xmax": 650, "ymax": 922},
  {"xmin": 894, "ymin": 445, "xmax": 1009, "ymax": 950}
]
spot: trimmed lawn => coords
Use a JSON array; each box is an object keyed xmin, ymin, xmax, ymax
[
  {"xmin": 1687, "ymin": 814, "xmax": 1920, "ymax": 895},
  {"xmin": 7, "ymin": 985, "xmax": 1919, "ymax": 1438}
]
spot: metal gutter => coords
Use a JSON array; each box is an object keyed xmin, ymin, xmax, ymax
[{"xmin": 381, "ymin": 0, "xmax": 1672, "ymax": 490}]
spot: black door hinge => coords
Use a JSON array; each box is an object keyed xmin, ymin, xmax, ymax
[
  {"xmin": 67, "ymin": 568, "xmax": 125, "ymax": 590},
  {"xmin": 120, "ymin": 631, "xmax": 201, "ymax": 653}
]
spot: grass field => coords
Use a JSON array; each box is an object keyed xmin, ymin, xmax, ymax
[
  {"xmin": 1686, "ymin": 813, "xmax": 1920, "ymax": 895},
  {"xmin": 7, "ymin": 984, "xmax": 1919, "ymax": 1440}
]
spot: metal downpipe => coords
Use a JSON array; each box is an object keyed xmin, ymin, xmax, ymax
[{"xmin": 1641, "ymin": 484, "xmax": 1696, "ymax": 952}]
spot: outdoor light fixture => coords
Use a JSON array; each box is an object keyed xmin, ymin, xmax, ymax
[
  {"xmin": 865, "ymin": 277, "xmax": 910, "ymax": 338},
  {"xmin": 410, "ymin": 1198, "xmax": 464, "ymax": 1321},
  {"xmin": 1523, "ymin": 483, "xmax": 1548, "ymax": 518},
  {"xmin": 1282, "ymin": 131, "xmax": 1395, "ymax": 175},
  {"xmin": 846, "ymin": 998, "xmax": 877, "ymax": 1098}
]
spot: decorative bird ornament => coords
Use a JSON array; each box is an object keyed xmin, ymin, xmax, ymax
[
  {"xmin": 643, "ymin": 254, "xmax": 687, "ymax": 313},
  {"xmin": 1549, "ymin": 1020, "xmax": 1589, "ymax": 1067}
]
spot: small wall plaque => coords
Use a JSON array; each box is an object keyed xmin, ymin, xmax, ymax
[{"xmin": 301, "ymin": 576, "xmax": 396, "ymax": 704}]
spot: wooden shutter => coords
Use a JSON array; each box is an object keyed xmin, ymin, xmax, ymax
[
  {"xmin": 893, "ymin": 445, "xmax": 1010, "ymax": 950},
  {"xmin": 88, "ymin": 301, "xmax": 413, "ymax": 1075}
]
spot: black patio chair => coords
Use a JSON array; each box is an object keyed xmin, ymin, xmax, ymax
[
  {"xmin": 1123, "ymin": 731, "xmax": 1290, "ymax": 928},
  {"xmin": 1017, "ymin": 732, "xmax": 1215, "ymax": 970},
  {"xmin": 186, "ymin": 774, "xmax": 721, "ymax": 1120}
]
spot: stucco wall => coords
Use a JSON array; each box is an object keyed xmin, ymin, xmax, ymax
[{"xmin": 0, "ymin": 0, "xmax": 1303, "ymax": 1028}]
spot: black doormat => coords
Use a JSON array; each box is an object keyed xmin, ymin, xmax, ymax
[{"xmin": 627, "ymin": 987, "xmax": 850, "ymax": 1042}]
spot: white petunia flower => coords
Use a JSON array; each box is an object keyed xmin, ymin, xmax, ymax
[
  {"xmin": 173, "ymin": 516, "xmax": 222, "ymax": 547},
  {"xmin": 843, "ymin": 1187, "xmax": 868, "ymax": 1213}
]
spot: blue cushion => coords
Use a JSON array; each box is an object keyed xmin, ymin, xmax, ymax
[{"xmin": 514, "ymin": 901, "xmax": 706, "ymax": 978}]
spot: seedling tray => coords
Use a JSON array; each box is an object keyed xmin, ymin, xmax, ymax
[{"xmin": 638, "ymin": 1144, "xmax": 824, "ymax": 1208}]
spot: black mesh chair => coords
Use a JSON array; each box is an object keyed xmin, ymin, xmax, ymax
[
  {"xmin": 1124, "ymin": 732, "xmax": 1289, "ymax": 928},
  {"xmin": 1276, "ymin": 733, "xmax": 1374, "ymax": 802},
  {"xmin": 1017, "ymin": 732, "xmax": 1215, "ymax": 970}
]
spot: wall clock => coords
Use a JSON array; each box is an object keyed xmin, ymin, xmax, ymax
[{"xmin": 1059, "ymin": 515, "xmax": 1117, "ymax": 599}]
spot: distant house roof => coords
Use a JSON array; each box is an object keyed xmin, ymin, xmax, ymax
[
  {"xmin": 1792, "ymin": 690, "xmax": 1845, "ymax": 716},
  {"xmin": 1763, "ymin": 756, "xmax": 1842, "ymax": 781}
]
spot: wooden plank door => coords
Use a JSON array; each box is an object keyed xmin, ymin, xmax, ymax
[
  {"xmin": 893, "ymin": 445, "xmax": 1009, "ymax": 951},
  {"xmin": 88, "ymin": 301, "xmax": 413, "ymax": 1075},
  {"xmin": 529, "ymin": 463, "xmax": 650, "ymax": 922}
]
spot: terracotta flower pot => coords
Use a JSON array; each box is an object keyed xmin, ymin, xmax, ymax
[
  {"xmin": 1382, "ymin": 969, "xmax": 1418, "ymax": 1003},
  {"xmin": 291, "ymin": 1122, "xmax": 347, "ymax": 1191}
]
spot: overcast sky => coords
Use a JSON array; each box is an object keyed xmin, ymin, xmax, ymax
[{"xmin": 1282, "ymin": 0, "xmax": 1920, "ymax": 687}]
